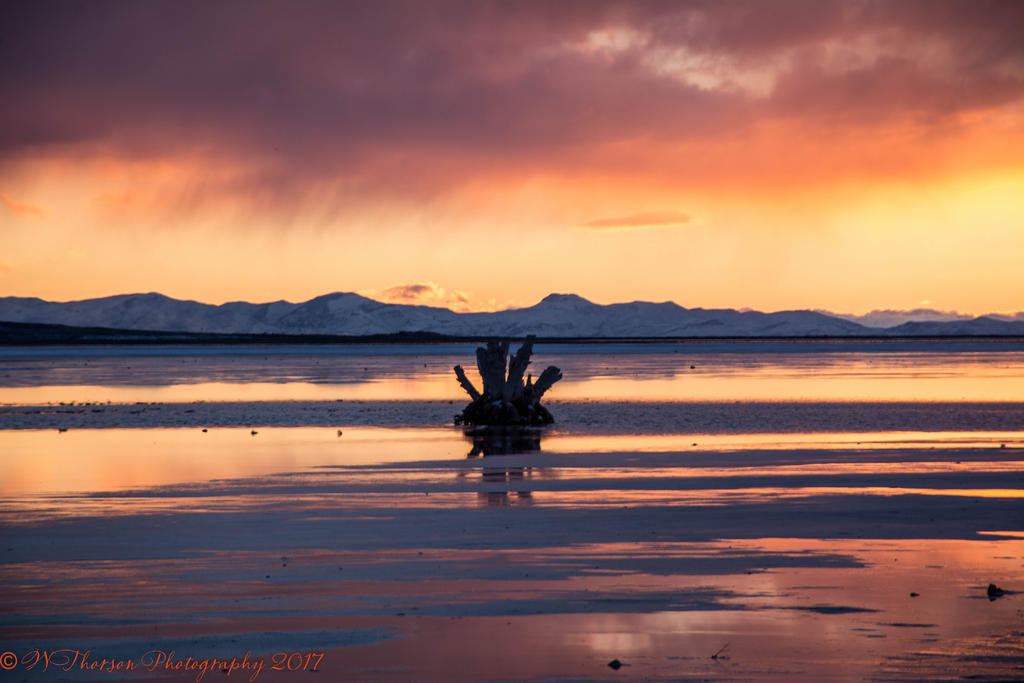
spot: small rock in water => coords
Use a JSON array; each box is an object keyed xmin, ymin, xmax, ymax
[
  {"xmin": 251, "ymin": 430, "xmax": 258, "ymax": 436},
  {"xmin": 607, "ymin": 659, "xmax": 622, "ymax": 670},
  {"xmin": 987, "ymin": 583, "xmax": 1005, "ymax": 599},
  {"xmin": 710, "ymin": 642, "xmax": 731, "ymax": 660},
  {"xmin": 909, "ymin": 592, "xmax": 919, "ymax": 597}
]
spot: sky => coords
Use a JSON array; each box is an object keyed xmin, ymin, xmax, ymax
[{"xmin": 1, "ymin": 0, "xmax": 1022, "ymax": 315}]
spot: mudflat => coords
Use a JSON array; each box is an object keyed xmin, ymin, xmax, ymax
[{"xmin": 1, "ymin": 343, "xmax": 1022, "ymax": 681}]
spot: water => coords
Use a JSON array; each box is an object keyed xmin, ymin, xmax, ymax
[
  {"xmin": 2, "ymin": 340, "xmax": 1024, "ymax": 404},
  {"xmin": 1, "ymin": 340, "xmax": 1023, "ymax": 681}
]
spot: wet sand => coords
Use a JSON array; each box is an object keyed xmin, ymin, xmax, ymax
[
  {"xmin": 1, "ymin": 424, "xmax": 1022, "ymax": 681},
  {"xmin": 2, "ymin": 343, "xmax": 1023, "ymax": 680},
  {"xmin": 3, "ymin": 398, "xmax": 1024, "ymax": 433}
]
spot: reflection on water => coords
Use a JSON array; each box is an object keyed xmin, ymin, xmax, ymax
[
  {"xmin": 2, "ymin": 426, "xmax": 1024, "ymax": 500},
  {"xmin": 0, "ymin": 427, "xmax": 463, "ymax": 496},
  {"xmin": 464, "ymin": 426, "xmax": 543, "ymax": 457},
  {"xmin": 2, "ymin": 342, "xmax": 1023, "ymax": 680},
  {"xmin": 3, "ymin": 343, "xmax": 1024, "ymax": 403},
  {"xmin": 543, "ymin": 430, "xmax": 1024, "ymax": 453},
  {"xmin": 463, "ymin": 427, "xmax": 544, "ymax": 506},
  {"xmin": 1, "ymin": 421, "xmax": 1022, "ymax": 680},
  {"xmin": 2, "ymin": 426, "xmax": 1023, "ymax": 523}
]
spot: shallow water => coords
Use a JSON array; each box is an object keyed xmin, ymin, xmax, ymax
[
  {"xmin": 3, "ymin": 426, "xmax": 1024, "ymax": 499},
  {"xmin": 1, "ymin": 342, "xmax": 1023, "ymax": 681},
  {"xmin": 3, "ymin": 341, "xmax": 1024, "ymax": 403},
  {"xmin": 1, "ymin": 426, "xmax": 1022, "ymax": 681}
]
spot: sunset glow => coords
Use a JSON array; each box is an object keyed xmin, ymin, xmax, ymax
[{"xmin": 2, "ymin": 1, "xmax": 1022, "ymax": 313}]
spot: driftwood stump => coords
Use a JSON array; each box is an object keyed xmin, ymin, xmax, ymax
[{"xmin": 454, "ymin": 335, "xmax": 562, "ymax": 426}]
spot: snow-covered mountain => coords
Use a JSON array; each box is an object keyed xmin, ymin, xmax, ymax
[
  {"xmin": 826, "ymin": 308, "xmax": 974, "ymax": 328},
  {"xmin": 2, "ymin": 292, "xmax": 1023, "ymax": 337}
]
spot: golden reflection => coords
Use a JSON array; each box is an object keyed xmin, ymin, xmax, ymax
[
  {"xmin": 519, "ymin": 487, "xmax": 1024, "ymax": 508},
  {"xmin": 3, "ymin": 350, "xmax": 1024, "ymax": 404},
  {"xmin": 556, "ymin": 358, "xmax": 1024, "ymax": 401},
  {"xmin": 23, "ymin": 484, "xmax": 1021, "ymax": 522},
  {"xmin": 0, "ymin": 426, "xmax": 462, "ymax": 496},
  {"xmin": 3, "ymin": 426, "xmax": 1022, "ymax": 521},
  {"xmin": 0, "ymin": 379, "xmax": 464, "ymax": 404},
  {"xmin": 542, "ymin": 431, "xmax": 1024, "ymax": 453},
  {"xmin": 3, "ymin": 426, "xmax": 1023, "ymax": 503},
  {"xmin": 532, "ymin": 461, "xmax": 1024, "ymax": 481}
]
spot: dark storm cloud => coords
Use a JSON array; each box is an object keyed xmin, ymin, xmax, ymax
[{"xmin": 2, "ymin": 0, "xmax": 1022, "ymax": 204}]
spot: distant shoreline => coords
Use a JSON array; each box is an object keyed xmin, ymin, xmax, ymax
[{"xmin": 3, "ymin": 320, "xmax": 1024, "ymax": 347}]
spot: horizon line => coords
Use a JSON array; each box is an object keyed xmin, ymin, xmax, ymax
[{"xmin": 2, "ymin": 290, "xmax": 1022, "ymax": 320}]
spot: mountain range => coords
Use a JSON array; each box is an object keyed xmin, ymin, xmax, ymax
[{"xmin": 1, "ymin": 292, "xmax": 1023, "ymax": 338}]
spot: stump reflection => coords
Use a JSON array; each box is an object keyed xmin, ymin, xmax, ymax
[
  {"xmin": 464, "ymin": 426, "xmax": 543, "ymax": 457},
  {"xmin": 464, "ymin": 426, "xmax": 544, "ymax": 506}
]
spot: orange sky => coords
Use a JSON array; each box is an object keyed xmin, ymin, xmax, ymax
[{"xmin": 1, "ymin": 1, "xmax": 1022, "ymax": 314}]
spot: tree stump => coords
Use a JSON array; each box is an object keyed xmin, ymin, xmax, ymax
[{"xmin": 453, "ymin": 335, "xmax": 562, "ymax": 426}]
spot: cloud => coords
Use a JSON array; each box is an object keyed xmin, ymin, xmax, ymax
[
  {"xmin": 0, "ymin": 192, "xmax": 46, "ymax": 219},
  {"xmin": 581, "ymin": 210, "xmax": 694, "ymax": 231},
  {"xmin": 381, "ymin": 284, "xmax": 437, "ymax": 301},
  {"xmin": 1, "ymin": 1, "xmax": 1022, "ymax": 220},
  {"xmin": 370, "ymin": 282, "xmax": 474, "ymax": 312}
]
